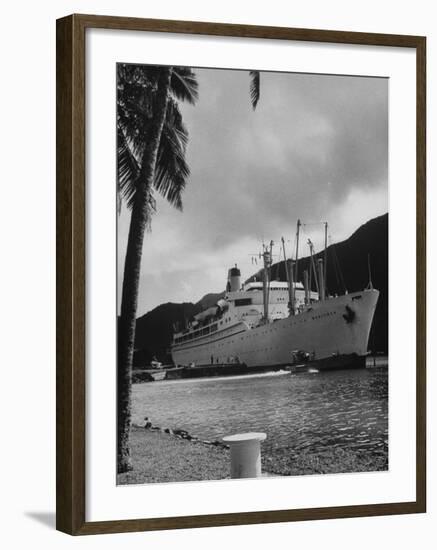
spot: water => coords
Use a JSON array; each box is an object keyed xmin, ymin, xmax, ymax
[{"xmin": 132, "ymin": 366, "xmax": 388, "ymax": 468}]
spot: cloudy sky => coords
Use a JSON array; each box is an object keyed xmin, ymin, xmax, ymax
[{"xmin": 117, "ymin": 67, "xmax": 388, "ymax": 316}]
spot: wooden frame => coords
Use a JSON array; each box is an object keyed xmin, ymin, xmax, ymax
[{"xmin": 56, "ymin": 13, "xmax": 426, "ymax": 535}]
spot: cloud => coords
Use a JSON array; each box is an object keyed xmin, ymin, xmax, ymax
[{"xmin": 118, "ymin": 67, "xmax": 388, "ymax": 314}]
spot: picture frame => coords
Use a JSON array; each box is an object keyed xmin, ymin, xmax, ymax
[{"xmin": 56, "ymin": 13, "xmax": 426, "ymax": 535}]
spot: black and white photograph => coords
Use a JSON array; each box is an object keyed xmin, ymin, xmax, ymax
[
  {"xmin": 116, "ymin": 63, "xmax": 388, "ymax": 484},
  {"xmin": 1, "ymin": 0, "xmax": 431, "ymax": 543}
]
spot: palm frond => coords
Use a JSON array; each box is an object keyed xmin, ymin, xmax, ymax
[
  {"xmin": 118, "ymin": 63, "xmax": 160, "ymax": 89},
  {"xmin": 249, "ymin": 70, "xmax": 260, "ymax": 110},
  {"xmin": 170, "ymin": 67, "xmax": 199, "ymax": 105},
  {"xmin": 117, "ymin": 64, "xmax": 196, "ymax": 212},
  {"xmin": 153, "ymin": 98, "xmax": 190, "ymax": 210},
  {"xmin": 117, "ymin": 126, "xmax": 157, "ymax": 223},
  {"xmin": 117, "ymin": 126, "xmax": 140, "ymax": 209}
]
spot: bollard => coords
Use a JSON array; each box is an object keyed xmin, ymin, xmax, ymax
[{"xmin": 222, "ymin": 432, "xmax": 266, "ymax": 479}]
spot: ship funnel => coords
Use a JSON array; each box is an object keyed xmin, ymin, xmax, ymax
[
  {"xmin": 227, "ymin": 265, "xmax": 241, "ymax": 292},
  {"xmin": 317, "ymin": 259, "xmax": 325, "ymax": 301}
]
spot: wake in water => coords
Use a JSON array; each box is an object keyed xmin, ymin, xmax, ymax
[{"xmin": 154, "ymin": 369, "xmax": 291, "ymax": 386}]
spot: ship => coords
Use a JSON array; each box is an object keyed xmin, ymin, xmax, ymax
[{"xmin": 171, "ymin": 221, "xmax": 379, "ymax": 371}]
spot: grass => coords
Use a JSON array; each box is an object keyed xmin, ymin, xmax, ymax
[
  {"xmin": 117, "ymin": 426, "xmax": 387, "ymax": 485},
  {"xmin": 117, "ymin": 427, "xmax": 230, "ymax": 485}
]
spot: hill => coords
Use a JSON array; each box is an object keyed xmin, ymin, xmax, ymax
[
  {"xmin": 133, "ymin": 293, "xmax": 223, "ymax": 367},
  {"xmin": 133, "ymin": 213, "xmax": 388, "ymax": 366}
]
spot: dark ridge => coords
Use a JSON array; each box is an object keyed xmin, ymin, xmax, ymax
[
  {"xmin": 133, "ymin": 213, "xmax": 388, "ymax": 366},
  {"xmin": 133, "ymin": 294, "xmax": 223, "ymax": 367}
]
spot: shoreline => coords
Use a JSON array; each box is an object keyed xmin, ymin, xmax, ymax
[
  {"xmin": 117, "ymin": 424, "xmax": 388, "ymax": 485},
  {"xmin": 117, "ymin": 426, "xmax": 231, "ymax": 485},
  {"xmin": 132, "ymin": 356, "xmax": 388, "ymax": 384}
]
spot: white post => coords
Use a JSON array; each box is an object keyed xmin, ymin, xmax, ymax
[{"xmin": 222, "ymin": 432, "xmax": 266, "ymax": 478}]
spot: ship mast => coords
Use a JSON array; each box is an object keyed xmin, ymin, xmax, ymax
[
  {"xmin": 262, "ymin": 243, "xmax": 273, "ymax": 323},
  {"xmin": 304, "ymin": 270, "xmax": 310, "ymax": 305},
  {"xmin": 318, "ymin": 258, "xmax": 325, "ymax": 300},
  {"xmin": 267, "ymin": 240, "xmax": 273, "ymax": 312},
  {"xmin": 281, "ymin": 236, "xmax": 294, "ymax": 315},
  {"xmin": 294, "ymin": 219, "xmax": 301, "ymax": 305},
  {"xmin": 308, "ymin": 239, "xmax": 319, "ymax": 295},
  {"xmin": 323, "ymin": 222, "xmax": 328, "ymax": 296}
]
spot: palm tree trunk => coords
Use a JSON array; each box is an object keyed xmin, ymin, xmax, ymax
[{"xmin": 118, "ymin": 67, "xmax": 173, "ymax": 473}]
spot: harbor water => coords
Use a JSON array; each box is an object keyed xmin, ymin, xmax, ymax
[{"xmin": 131, "ymin": 363, "xmax": 388, "ymax": 474}]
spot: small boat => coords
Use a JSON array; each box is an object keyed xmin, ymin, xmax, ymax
[
  {"xmin": 131, "ymin": 367, "xmax": 167, "ymax": 383},
  {"xmin": 141, "ymin": 358, "xmax": 167, "ymax": 381},
  {"xmin": 147, "ymin": 370, "xmax": 166, "ymax": 381}
]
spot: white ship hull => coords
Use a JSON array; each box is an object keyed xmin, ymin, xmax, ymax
[{"xmin": 171, "ymin": 289, "xmax": 379, "ymax": 368}]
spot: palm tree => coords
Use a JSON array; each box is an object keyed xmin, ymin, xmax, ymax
[
  {"xmin": 117, "ymin": 64, "xmax": 198, "ymax": 472},
  {"xmin": 117, "ymin": 65, "xmax": 260, "ymax": 473},
  {"xmin": 249, "ymin": 71, "xmax": 260, "ymax": 110}
]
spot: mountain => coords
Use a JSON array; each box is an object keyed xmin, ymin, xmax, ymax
[
  {"xmin": 133, "ymin": 293, "xmax": 223, "ymax": 367},
  {"xmin": 133, "ymin": 213, "xmax": 388, "ymax": 366}
]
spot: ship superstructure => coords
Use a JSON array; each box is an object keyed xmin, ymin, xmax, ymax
[{"xmin": 171, "ymin": 222, "xmax": 379, "ymax": 370}]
